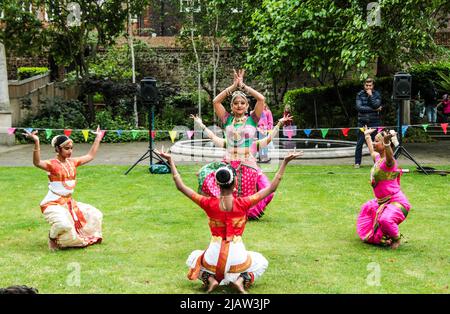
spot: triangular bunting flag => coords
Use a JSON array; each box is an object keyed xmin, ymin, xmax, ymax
[
  {"xmin": 64, "ymin": 129, "xmax": 72, "ymax": 137},
  {"xmin": 187, "ymin": 130, "xmax": 194, "ymax": 139},
  {"xmin": 286, "ymin": 129, "xmax": 294, "ymax": 139},
  {"xmin": 441, "ymin": 123, "xmax": 448, "ymax": 134},
  {"xmin": 45, "ymin": 129, "xmax": 52, "ymax": 139},
  {"xmin": 303, "ymin": 129, "xmax": 311, "ymax": 137},
  {"xmin": 377, "ymin": 127, "xmax": 383, "ymax": 133},
  {"xmin": 100, "ymin": 130, "xmax": 106, "ymax": 140},
  {"xmin": 151, "ymin": 131, "xmax": 156, "ymax": 139},
  {"xmin": 116, "ymin": 130, "xmax": 123, "ymax": 137},
  {"xmin": 401, "ymin": 125, "xmax": 408, "ymax": 137},
  {"xmin": 341, "ymin": 128, "xmax": 350, "ymax": 137},
  {"xmin": 359, "ymin": 127, "xmax": 365, "ymax": 133},
  {"xmin": 7, "ymin": 128, "xmax": 16, "ymax": 135},
  {"xmin": 169, "ymin": 130, "xmax": 177, "ymax": 143},
  {"xmin": 422, "ymin": 124, "xmax": 429, "ymax": 132},
  {"xmin": 25, "ymin": 128, "xmax": 33, "ymax": 133},
  {"xmin": 321, "ymin": 129, "xmax": 329, "ymax": 138},
  {"xmin": 82, "ymin": 130, "xmax": 89, "ymax": 142},
  {"xmin": 131, "ymin": 130, "xmax": 139, "ymax": 140}
]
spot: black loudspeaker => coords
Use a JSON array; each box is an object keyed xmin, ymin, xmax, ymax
[
  {"xmin": 140, "ymin": 77, "xmax": 158, "ymax": 103},
  {"xmin": 393, "ymin": 72, "xmax": 412, "ymax": 100}
]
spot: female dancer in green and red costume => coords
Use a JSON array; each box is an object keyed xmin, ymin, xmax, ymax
[{"xmin": 197, "ymin": 69, "xmax": 276, "ymax": 220}]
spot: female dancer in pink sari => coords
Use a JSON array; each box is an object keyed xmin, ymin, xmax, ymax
[
  {"xmin": 356, "ymin": 126, "xmax": 411, "ymax": 249},
  {"xmin": 197, "ymin": 69, "xmax": 274, "ymax": 220}
]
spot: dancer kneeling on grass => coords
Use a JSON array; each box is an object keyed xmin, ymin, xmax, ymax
[
  {"xmin": 23, "ymin": 128, "xmax": 104, "ymax": 250},
  {"xmin": 157, "ymin": 148, "xmax": 301, "ymax": 293},
  {"xmin": 356, "ymin": 126, "xmax": 411, "ymax": 249}
]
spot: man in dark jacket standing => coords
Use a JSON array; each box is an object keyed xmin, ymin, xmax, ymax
[{"xmin": 354, "ymin": 78, "xmax": 382, "ymax": 168}]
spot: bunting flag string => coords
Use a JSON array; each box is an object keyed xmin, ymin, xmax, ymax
[
  {"xmin": 303, "ymin": 129, "xmax": 311, "ymax": 137},
  {"xmin": 401, "ymin": 125, "xmax": 409, "ymax": 137},
  {"xmin": 45, "ymin": 129, "xmax": 52, "ymax": 139},
  {"xmin": 82, "ymin": 130, "xmax": 89, "ymax": 142},
  {"xmin": 63, "ymin": 129, "xmax": 72, "ymax": 137},
  {"xmin": 341, "ymin": 128, "xmax": 350, "ymax": 137},
  {"xmin": 2, "ymin": 123, "xmax": 448, "ymax": 143},
  {"xmin": 168, "ymin": 130, "xmax": 177, "ymax": 143}
]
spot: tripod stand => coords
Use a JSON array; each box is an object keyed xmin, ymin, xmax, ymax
[
  {"xmin": 393, "ymin": 99, "xmax": 428, "ymax": 175},
  {"xmin": 124, "ymin": 103, "xmax": 171, "ymax": 175}
]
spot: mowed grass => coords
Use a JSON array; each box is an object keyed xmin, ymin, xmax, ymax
[{"xmin": 0, "ymin": 164, "xmax": 448, "ymax": 294}]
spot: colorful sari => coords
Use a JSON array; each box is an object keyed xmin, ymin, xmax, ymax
[
  {"xmin": 197, "ymin": 112, "xmax": 274, "ymax": 220},
  {"xmin": 40, "ymin": 158, "xmax": 103, "ymax": 248},
  {"xmin": 186, "ymin": 193, "xmax": 268, "ymax": 287},
  {"xmin": 357, "ymin": 155, "xmax": 411, "ymax": 245}
]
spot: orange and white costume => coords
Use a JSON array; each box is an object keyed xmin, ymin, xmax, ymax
[{"xmin": 40, "ymin": 158, "xmax": 102, "ymax": 248}]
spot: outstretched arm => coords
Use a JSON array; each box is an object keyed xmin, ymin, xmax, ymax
[
  {"xmin": 257, "ymin": 114, "xmax": 293, "ymax": 149},
  {"xmin": 253, "ymin": 152, "xmax": 302, "ymax": 200},
  {"xmin": 76, "ymin": 126, "xmax": 104, "ymax": 166},
  {"xmin": 23, "ymin": 130, "xmax": 49, "ymax": 171},
  {"xmin": 191, "ymin": 114, "xmax": 225, "ymax": 148},
  {"xmin": 363, "ymin": 125, "xmax": 378, "ymax": 163},
  {"xmin": 156, "ymin": 149, "xmax": 198, "ymax": 200}
]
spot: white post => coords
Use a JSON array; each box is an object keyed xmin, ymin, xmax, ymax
[{"xmin": 0, "ymin": 43, "xmax": 14, "ymax": 145}]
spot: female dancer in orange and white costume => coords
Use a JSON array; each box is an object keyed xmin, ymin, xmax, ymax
[{"xmin": 24, "ymin": 128, "xmax": 104, "ymax": 250}]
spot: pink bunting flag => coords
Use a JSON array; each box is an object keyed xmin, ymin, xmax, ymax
[
  {"xmin": 64, "ymin": 129, "xmax": 72, "ymax": 137},
  {"xmin": 377, "ymin": 127, "xmax": 383, "ymax": 133},
  {"xmin": 341, "ymin": 128, "xmax": 350, "ymax": 137},
  {"xmin": 7, "ymin": 128, "xmax": 16, "ymax": 135},
  {"xmin": 187, "ymin": 130, "xmax": 194, "ymax": 139},
  {"xmin": 100, "ymin": 130, "xmax": 106, "ymax": 140},
  {"xmin": 441, "ymin": 123, "xmax": 448, "ymax": 134},
  {"xmin": 286, "ymin": 129, "xmax": 294, "ymax": 139},
  {"xmin": 151, "ymin": 130, "xmax": 156, "ymax": 139}
]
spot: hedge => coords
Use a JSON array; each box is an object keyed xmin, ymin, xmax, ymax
[{"xmin": 17, "ymin": 67, "xmax": 49, "ymax": 80}]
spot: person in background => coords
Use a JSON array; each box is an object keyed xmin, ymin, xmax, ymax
[
  {"xmin": 437, "ymin": 94, "xmax": 450, "ymax": 123},
  {"xmin": 354, "ymin": 78, "xmax": 382, "ymax": 169},
  {"xmin": 257, "ymin": 103, "xmax": 274, "ymax": 163}
]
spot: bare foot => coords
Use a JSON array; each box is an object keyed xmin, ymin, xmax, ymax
[
  {"xmin": 390, "ymin": 239, "xmax": 401, "ymax": 250},
  {"xmin": 206, "ymin": 276, "xmax": 219, "ymax": 293},
  {"xmin": 48, "ymin": 237, "xmax": 59, "ymax": 251},
  {"xmin": 231, "ymin": 277, "xmax": 248, "ymax": 294}
]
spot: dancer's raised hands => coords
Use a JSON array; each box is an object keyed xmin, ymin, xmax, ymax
[
  {"xmin": 23, "ymin": 129, "xmax": 39, "ymax": 143},
  {"xmin": 283, "ymin": 151, "xmax": 303, "ymax": 163}
]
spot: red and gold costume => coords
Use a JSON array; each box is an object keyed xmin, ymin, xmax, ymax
[
  {"xmin": 40, "ymin": 158, "xmax": 102, "ymax": 248},
  {"xmin": 186, "ymin": 192, "xmax": 268, "ymax": 286}
]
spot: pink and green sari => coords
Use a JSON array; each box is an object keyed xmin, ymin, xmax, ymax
[
  {"xmin": 197, "ymin": 112, "xmax": 274, "ymax": 220},
  {"xmin": 357, "ymin": 155, "xmax": 411, "ymax": 245}
]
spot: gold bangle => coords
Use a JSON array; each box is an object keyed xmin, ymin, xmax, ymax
[
  {"xmin": 173, "ymin": 173, "xmax": 180, "ymax": 179},
  {"xmin": 33, "ymin": 149, "xmax": 40, "ymax": 152}
]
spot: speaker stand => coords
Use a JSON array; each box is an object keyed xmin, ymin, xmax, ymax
[
  {"xmin": 394, "ymin": 100, "xmax": 428, "ymax": 175},
  {"xmin": 124, "ymin": 104, "xmax": 171, "ymax": 175}
]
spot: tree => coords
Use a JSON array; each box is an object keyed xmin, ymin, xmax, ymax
[{"xmin": 243, "ymin": 0, "xmax": 449, "ymax": 116}]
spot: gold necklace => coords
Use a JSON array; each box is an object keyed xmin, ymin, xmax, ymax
[{"xmin": 56, "ymin": 159, "xmax": 74, "ymax": 178}]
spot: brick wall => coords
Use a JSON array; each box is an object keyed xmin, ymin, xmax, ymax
[{"xmin": 6, "ymin": 56, "xmax": 49, "ymax": 80}]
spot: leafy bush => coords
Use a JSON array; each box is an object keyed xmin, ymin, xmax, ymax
[{"xmin": 17, "ymin": 67, "xmax": 49, "ymax": 80}]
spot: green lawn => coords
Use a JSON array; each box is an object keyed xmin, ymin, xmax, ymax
[{"xmin": 0, "ymin": 165, "xmax": 448, "ymax": 294}]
